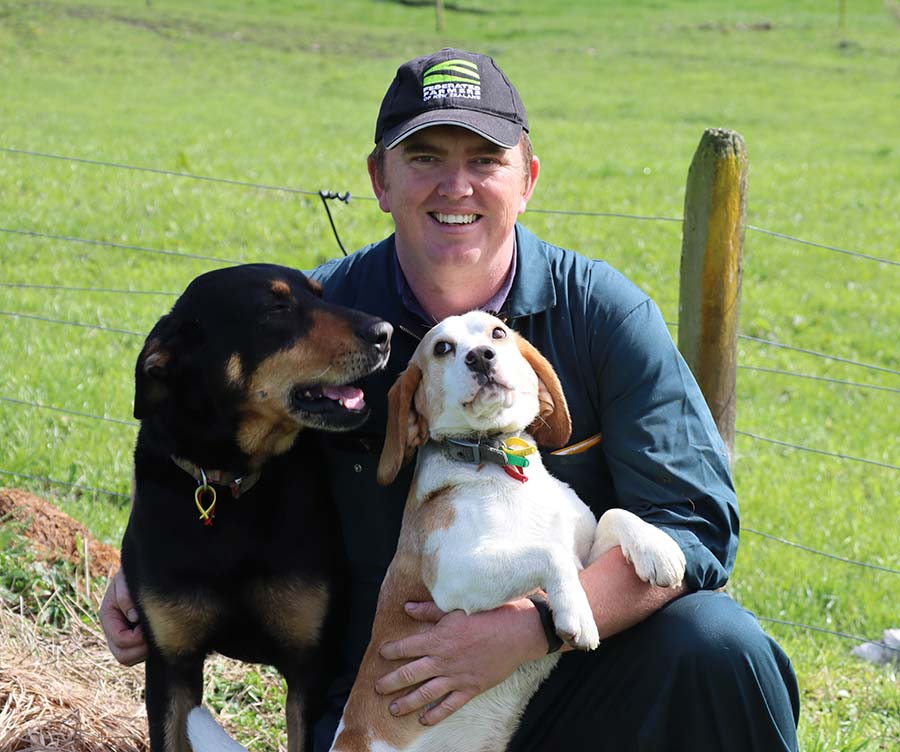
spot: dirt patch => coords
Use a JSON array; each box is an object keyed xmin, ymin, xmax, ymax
[{"xmin": 0, "ymin": 488, "xmax": 121, "ymax": 578}]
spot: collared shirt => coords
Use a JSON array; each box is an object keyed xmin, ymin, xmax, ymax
[
  {"xmin": 309, "ymin": 223, "xmax": 738, "ymax": 723},
  {"xmin": 393, "ymin": 240, "xmax": 518, "ymax": 325}
]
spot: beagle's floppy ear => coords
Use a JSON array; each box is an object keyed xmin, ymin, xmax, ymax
[
  {"xmin": 513, "ymin": 332, "xmax": 572, "ymax": 449},
  {"xmin": 377, "ymin": 363, "xmax": 427, "ymax": 486}
]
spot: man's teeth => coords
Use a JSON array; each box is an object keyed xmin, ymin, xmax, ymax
[{"xmin": 433, "ymin": 213, "xmax": 478, "ymax": 225}]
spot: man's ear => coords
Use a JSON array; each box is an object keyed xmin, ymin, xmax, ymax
[
  {"xmin": 133, "ymin": 316, "xmax": 202, "ymax": 420},
  {"xmin": 521, "ymin": 155, "xmax": 540, "ymax": 212},
  {"xmin": 377, "ymin": 364, "xmax": 427, "ymax": 486},
  {"xmin": 513, "ymin": 332, "xmax": 571, "ymax": 449},
  {"xmin": 367, "ymin": 155, "xmax": 392, "ymax": 215}
]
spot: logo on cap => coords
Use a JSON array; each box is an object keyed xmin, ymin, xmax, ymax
[{"xmin": 422, "ymin": 59, "xmax": 481, "ymax": 102}]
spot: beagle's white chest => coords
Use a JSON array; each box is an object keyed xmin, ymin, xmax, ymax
[{"xmin": 416, "ymin": 447, "xmax": 597, "ymax": 616}]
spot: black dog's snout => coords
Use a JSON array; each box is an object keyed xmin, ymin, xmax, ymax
[
  {"xmin": 360, "ymin": 320, "xmax": 393, "ymax": 354},
  {"xmin": 465, "ymin": 345, "xmax": 496, "ymax": 375}
]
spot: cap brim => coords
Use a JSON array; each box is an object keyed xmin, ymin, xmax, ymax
[{"xmin": 383, "ymin": 109, "xmax": 523, "ymax": 150}]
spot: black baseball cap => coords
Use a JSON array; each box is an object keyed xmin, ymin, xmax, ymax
[{"xmin": 375, "ymin": 48, "xmax": 529, "ymax": 150}]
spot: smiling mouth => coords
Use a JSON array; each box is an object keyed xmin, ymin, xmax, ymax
[{"xmin": 430, "ymin": 212, "xmax": 481, "ymax": 225}]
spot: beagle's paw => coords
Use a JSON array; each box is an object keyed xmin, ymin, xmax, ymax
[
  {"xmin": 594, "ymin": 509, "xmax": 686, "ymax": 588},
  {"xmin": 552, "ymin": 600, "xmax": 600, "ymax": 651},
  {"xmin": 627, "ymin": 527, "xmax": 686, "ymax": 587}
]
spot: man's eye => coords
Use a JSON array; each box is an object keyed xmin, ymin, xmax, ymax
[
  {"xmin": 491, "ymin": 327, "xmax": 507, "ymax": 340},
  {"xmin": 433, "ymin": 341, "xmax": 455, "ymax": 356}
]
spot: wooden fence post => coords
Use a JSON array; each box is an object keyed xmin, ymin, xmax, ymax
[{"xmin": 678, "ymin": 128, "xmax": 748, "ymax": 464}]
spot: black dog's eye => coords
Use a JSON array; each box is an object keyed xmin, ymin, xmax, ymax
[
  {"xmin": 268, "ymin": 301, "xmax": 292, "ymax": 314},
  {"xmin": 433, "ymin": 340, "xmax": 455, "ymax": 356},
  {"xmin": 491, "ymin": 327, "xmax": 507, "ymax": 340}
]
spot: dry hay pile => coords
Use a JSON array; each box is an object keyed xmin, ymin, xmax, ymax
[{"xmin": 0, "ymin": 488, "xmax": 147, "ymax": 752}]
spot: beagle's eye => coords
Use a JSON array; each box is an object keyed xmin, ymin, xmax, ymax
[
  {"xmin": 491, "ymin": 326, "xmax": 507, "ymax": 340},
  {"xmin": 433, "ymin": 340, "xmax": 455, "ymax": 356}
]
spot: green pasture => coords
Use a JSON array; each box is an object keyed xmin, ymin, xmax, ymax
[{"xmin": 1, "ymin": 0, "xmax": 898, "ymax": 748}]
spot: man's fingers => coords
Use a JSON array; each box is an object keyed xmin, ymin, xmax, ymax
[
  {"xmin": 418, "ymin": 689, "xmax": 472, "ymax": 726},
  {"xmin": 375, "ymin": 655, "xmax": 438, "ymax": 694},
  {"xmin": 379, "ymin": 631, "xmax": 430, "ymax": 662},
  {"xmin": 104, "ymin": 613, "xmax": 149, "ymax": 666},
  {"xmin": 113, "ymin": 624, "xmax": 150, "ymax": 667},
  {"xmin": 404, "ymin": 601, "xmax": 446, "ymax": 623},
  {"xmin": 111, "ymin": 570, "xmax": 139, "ymax": 623},
  {"xmin": 387, "ymin": 676, "xmax": 455, "ymax": 717},
  {"xmin": 378, "ymin": 602, "xmax": 449, "ymax": 661}
]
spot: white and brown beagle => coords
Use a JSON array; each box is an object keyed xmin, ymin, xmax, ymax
[{"xmin": 327, "ymin": 310, "xmax": 686, "ymax": 752}]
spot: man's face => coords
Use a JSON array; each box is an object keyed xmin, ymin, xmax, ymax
[{"xmin": 369, "ymin": 126, "xmax": 539, "ymax": 274}]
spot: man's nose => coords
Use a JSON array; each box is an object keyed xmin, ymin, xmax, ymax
[
  {"xmin": 437, "ymin": 163, "xmax": 474, "ymax": 199},
  {"xmin": 465, "ymin": 345, "xmax": 496, "ymax": 376}
]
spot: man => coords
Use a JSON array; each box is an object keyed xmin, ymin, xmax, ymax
[{"xmin": 102, "ymin": 48, "xmax": 800, "ymax": 750}]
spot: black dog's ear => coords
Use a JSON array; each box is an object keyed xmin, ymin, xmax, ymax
[
  {"xmin": 306, "ymin": 276, "xmax": 324, "ymax": 298},
  {"xmin": 134, "ymin": 315, "xmax": 203, "ymax": 419}
]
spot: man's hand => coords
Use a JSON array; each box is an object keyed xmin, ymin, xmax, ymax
[
  {"xmin": 373, "ymin": 548, "xmax": 686, "ymax": 727},
  {"xmin": 375, "ymin": 598, "xmax": 548, "ymax": 726},
  {"xmin": 99, "ymin": 568, "xmax": 149, "ymax": 666}
]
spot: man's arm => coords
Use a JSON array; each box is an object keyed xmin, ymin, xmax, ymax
[{"xmin": 376, "ymin": 545, "xmax": 685, "ymax": 725}]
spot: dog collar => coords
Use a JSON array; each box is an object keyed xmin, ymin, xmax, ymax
[
  {"xmin": 170, "ymin": 456, "xmax": 261, "ymax": 499},
  {"xmin": 436, "ymin": 436, "xmax": 536, "ymax": 483}
]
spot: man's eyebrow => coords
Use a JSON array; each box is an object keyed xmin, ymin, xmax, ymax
[
  {"xmin": 400, "ymin": 137, "xmax": 446, "ymax": 154},
  {"xmin": 470, "ymin": 143, "xmax": 507, "ymax": 156}
]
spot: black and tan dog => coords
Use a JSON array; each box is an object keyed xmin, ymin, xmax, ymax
[{"xmin": 121, "ymin": 263, "xmax": 391, "ymax": 752}]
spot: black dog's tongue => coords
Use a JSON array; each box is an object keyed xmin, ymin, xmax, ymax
[{"xmin": 321, "ymin": 385, "xmax": 366, "ymax": 411}]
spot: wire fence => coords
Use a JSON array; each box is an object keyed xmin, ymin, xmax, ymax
[
  {"xmin": 2, "ymin": 146, "xmax": 899, "ymax": 265},
  {"xmin": 2, "ymin": 145, "xmax": 898, "ymax": 655}
]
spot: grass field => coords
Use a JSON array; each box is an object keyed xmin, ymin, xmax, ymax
[{"xmin": 1, "ymin": 0, "xmax": 898, "ymax": 749}]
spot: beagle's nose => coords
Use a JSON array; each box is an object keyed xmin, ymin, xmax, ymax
[{"xmin": 465, "ymin": 345, "xmax": 496, "ymax": 375}]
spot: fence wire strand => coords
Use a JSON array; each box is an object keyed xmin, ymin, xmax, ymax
[
  {"xmin": 666, "ymin": 321, "xmax": 899, "ymax": 378},
  {"xmin": 738, "ymin": 333, "xmax": 900, "ymax": 377},
  {"xmin": 739, "ymin": 365, "xmax": 900, "ymax": 394},
  {"xmin": 0, "ymin": 146, "xmax": 335, "ymax": 200},
  {"xmin": 744, "ymin": 527, "xmax": 900, "ymax": 576},
  {"xmin": 737, "ymin": 430, "xmax": 900, "ymax": 471},
  {"xmin": 0, "ymin": 310, "xmax": 144, "ymax": 337},
  {"xmin": 747, "ymin": 224, "xmax": 899, "ymax": 267},
  {"xmin": 757, "ymin": 616, "xmax": 900, "ymax": 654},
  {"xmin": 0, "ymin": 396, "xmax": 137, "ymax": 427},
  {"xmin": 0, "ymin": 281, "xmax": 177, "ymax": 297},
  {"xmin": 0, "ymin": 468, "xmax": 130, "ymax": 501},
  {"xmin": 0, "ymin": 226, "xmax": 241, "ymax": 265}
]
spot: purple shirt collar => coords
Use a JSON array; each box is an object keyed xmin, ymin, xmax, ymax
[{"xmin": 393, "ymin": 241, "xmax": 517, "ymax": 325}]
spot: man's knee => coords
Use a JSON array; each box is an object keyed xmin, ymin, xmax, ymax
[
  {"xmin": 638, "ymin": 590, "xmax": 800, "ymax": 745},
  {"xmin": 652, "ymin": 591, "xmax": 779, "ymax": 669}
]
